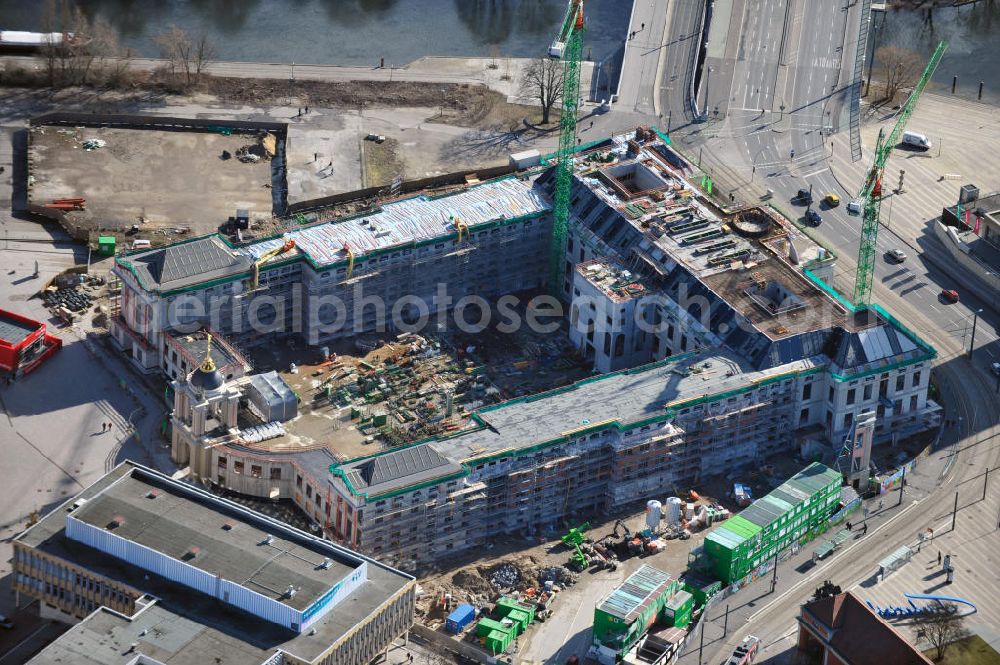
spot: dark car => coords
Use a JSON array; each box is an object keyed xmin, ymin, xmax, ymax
[
  {"xmin": 796, "ymin": 189, "xmax": 813, "ymax": 205},
  {"xmin": 806, "ymin": 209, "xmax": 822, "ymax": 226}
]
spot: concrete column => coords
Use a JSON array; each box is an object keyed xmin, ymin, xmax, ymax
[{"xmin": 191, "ymin": 404, "xmax": 207, "ymax": 437}]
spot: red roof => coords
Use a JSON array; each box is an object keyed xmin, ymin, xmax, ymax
[{"xmin": 801, "ymin": 592, "xmax": 933, "ymax": 665}]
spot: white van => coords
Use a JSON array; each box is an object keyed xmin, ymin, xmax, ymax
[
  {"xmin": 901, "ymin": 131, "xmax": 931, "ymax": 150},
  {"xmin": 131, "ymin": 239, "xmax": 151, "ymax": 250}
]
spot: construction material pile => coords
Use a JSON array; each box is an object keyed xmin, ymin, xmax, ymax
[
  {"xmin": 489, "ymin": 563, "xmax": 521, "ymax": 589},
  {"xmin": 236, "ymin": 132, "xmax": 277, "ymax": 164},
  {"xmin": 43, "ymin": 286, "xmax": 91, "ymax": 312}
]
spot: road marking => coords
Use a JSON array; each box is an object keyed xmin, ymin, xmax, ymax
[
  {"xmin": 801, "ymin": 166, "xmax": 830, "ymax": 178},
  {"xmin": 745, "ymin": 499, "xmax": 922, "ymax": 624}
]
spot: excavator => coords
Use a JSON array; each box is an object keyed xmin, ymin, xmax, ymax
[
  {"xmin": 602, "ymin": 519, "xmax": 651, "ymax": 559},
  {"xmin": 249, "ymin": 238, "xmax": 295, "ymax": 290}
]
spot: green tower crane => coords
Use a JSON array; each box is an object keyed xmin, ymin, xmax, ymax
[
  {"xmin": 852, "ymin": 41, "xmax": 947, "ymax": 307},
  {"xmin": 549, "ymin": 0, "xmax": 586, "ymax": 295}
]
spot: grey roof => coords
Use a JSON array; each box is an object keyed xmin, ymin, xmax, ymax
[
  {"xmin": 0, "ymin": 311, "xmax": 38, "ymax": 345},
  {"xmin": 341, "ymin": 445, "xmax": 463, "ymax": 496},
  {"xmin": 333, "ymin": 350, "xmax": 828, "ymax": 498},
  {"xmin": 119, "ymin": 235, "xmax": 252, "ymax": 292},
  {"xmin": 167, "ymin": 329, "xmax": 246, "ymax": 372},
  {"xmin": 67, "ymin": 468, "xmax": 358, "ymax": 611},
  {"xmin": 20, "ymin": 462, "xmax": 414, "ymax": 665},
  {"xmin": 831, "ymin": 324, "xmax": 919, "ymax": 371}
]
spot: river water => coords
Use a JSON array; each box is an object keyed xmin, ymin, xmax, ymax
[
  {"xmin": 0, "ymin": 0, "xmax": 631, "ymax": 67},
  {"xmin": 4, "ymin": 1, "xmax": 996, "ymax": 105},
  {"xmin": 875, "ymin": 2, "xmax": 1000, "ymax": 105}
]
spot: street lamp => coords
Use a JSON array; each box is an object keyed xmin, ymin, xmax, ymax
[
  {"xmin": 703, "ymin": 67, "xmax": 714, "ymax": 119},
  {"xmin": 968, "ymin": 308, "xmax": 983, "ymax": 359}
]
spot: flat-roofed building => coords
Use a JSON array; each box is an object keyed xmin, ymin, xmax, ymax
[{"xmin": 14, "ymin": 461, "xmax": 415, "ymax": 665}]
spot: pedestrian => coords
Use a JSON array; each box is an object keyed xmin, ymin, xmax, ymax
[
  {"xmin": 108, "ymin": 422, "xmax": 113, "ymax": 432},
  {"xmin": 862, "ymin": 523, "xmax": 868, "ymax": 535},
  {"xmin": 297, "ymin": 108, "xmax": 301, "ymax": 117},
  {"xmin": 101, "ymin": 423, "xmax": 106, "ymax": 432},
  {"xmin": 641, "ymin": 22, "xmax": 645, "ymax": 30},
  {"xmin": 314, "ymin": 152, "xmax": 318, "ymax": 162},
  {"xmin": 305, "ymin": 106, "xmax": 309, "ymax": 114},
  {"xmin": 589, "ymin": 120, "xmax": 594, "ymax": 129},
  {"xmin": 846, "ymin": 521, "xmax": 851, "ymax": 531},
  {"xmin": 937, "ymin": 551, "xmax": 942, "ymax": 565}
]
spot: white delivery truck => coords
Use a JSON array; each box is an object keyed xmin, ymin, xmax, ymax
[{"xmin": 901, "ymin": 131, "xmax": 931, "ymax": 150}]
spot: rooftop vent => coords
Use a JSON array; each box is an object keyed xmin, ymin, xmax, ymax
[
  {"xmin": 181, "ymin": 546, "xmax": 201, "ymax": 562},
  {"xmin": 146, "ymin": 489, "xmax": 160, "ymax": 499},
  {"xmin": 222, "ymin": 520, "xmax": 236, "ymax": 531},
  {"xmin": 284, "ymin": 585, "xmax": 298, "ymax": 599},
  {"xmin": 107, "ymin": 515, "xmax": 125, "ymax": 530},
  {"xmin": 318, "ymin": 557, "xmax": 333, "ymax": 570},
  {"xmin": 260, "ymin": 534, "xmax": 275, "ymax": 546}
]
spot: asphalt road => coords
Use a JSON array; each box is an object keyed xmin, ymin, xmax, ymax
[
  {"xmin": 658, "ymin": 0, "xmax": 705, "ymax": 130},
  {"xmin": 665, "ymin": 0, "xmax": 1000, "ymax": 662}
]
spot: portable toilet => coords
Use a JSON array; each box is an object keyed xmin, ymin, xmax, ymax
[{"xmin": 98, "ymin": 236, "xmax": 116, "ymax": 256}]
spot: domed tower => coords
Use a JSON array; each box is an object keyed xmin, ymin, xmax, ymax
[
  {"xmin": 170, "ymin": 333, "xmax": 241, "ymax": 476},
  {"xmin": 189, "ymin": 334, "xmax": 226, "ymax": 396}
]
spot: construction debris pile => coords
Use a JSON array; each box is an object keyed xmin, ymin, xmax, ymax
[
  {"xmin": 294, "ymin": 332, "xmax": 509, "ymax": 449},
  {"xmin": 235, "ymin": 132, "xmax": 277, "ymax": 164}
]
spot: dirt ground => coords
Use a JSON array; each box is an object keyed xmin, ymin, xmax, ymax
[
  {"xmin": 362, "ymin": 137, "xmax": 404, "ymax": 188},
  {"xmin": 27, "ymin": 124, "xmax": 274, "ymax": 237}
]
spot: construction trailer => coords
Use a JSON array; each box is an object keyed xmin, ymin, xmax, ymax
[
  {"xmin": 591, "ymin": 565, "xmax": 680, "ymax": 664},
  {"xmin": 704, "ymin": 463, "xmax": 842, "ymax": 584}
]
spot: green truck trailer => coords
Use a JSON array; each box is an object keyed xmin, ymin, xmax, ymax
[{"xmin": 705, "ymin": 462, "xmax": 842, "ymax": 584}]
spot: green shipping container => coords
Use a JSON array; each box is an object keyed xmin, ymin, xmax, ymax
[
  {"xmin": 485, "ymin": 629, "xmax": 513, "ymax": 655},
  {"xmin": 663, "ymin": 590, "xmax": 694, "ymax": 628},
  {"xmin": 705, "ymin": 463, "xmax": 842, "ymax": 583},
  {"xmin": 593, "ymin": 565, "xmax": 678, "ymax": 657},
  {"xmin": 98, "ymin": 236, "xmax": 116, "ymax": 256}
]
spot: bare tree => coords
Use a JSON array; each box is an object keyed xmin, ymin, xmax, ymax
[
  {"xmin": 876, "ymin": 45, "xmax": 923, "ymax": 103},
  {"xmin": 519, "ymin": 55, "xmax": 564, "ymax": 124},
  {"xmin": 914, "ymin": 605, "xmax": 969, "ymax": 662},
  {"xmin": 155, "ymin": 26, "xmax": 215, "ymax": 88},
  {"xmin": 40, "ymin": 0, "xmax": 59, "ymax": 86},
  {"xmin": 91, "ymin": 16, "xmax": 133, "ymax": 86},
  {"xmin": 193, "ymin": 34, "xmax": 215, "ymax": 80},
  {"xmin": 154, "ymin": 25, "xmax": 193, "ymax": 86},
  {"xmin": 66, "ymin": 5, "xmax": 97, "ymax": 85}
]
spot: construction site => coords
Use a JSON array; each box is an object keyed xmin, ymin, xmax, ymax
[{"xmin": 26, "ymin": 114, "xmax": 284, "ymax": 240}]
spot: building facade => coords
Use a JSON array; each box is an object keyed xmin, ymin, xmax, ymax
[
  {"xmin": 105, "ymin": 130, "xmax": 940, "ymax": 571},
  {"xmin": 15, "ymin": 462, "xmax": 415, "ymax": 665}
]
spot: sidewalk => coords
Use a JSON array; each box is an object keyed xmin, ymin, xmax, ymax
[
  {"xmin": 850, "ymin": 466, "xmax": 1000, "ymax": 638},
  {"xmin": 0, "ymin": 54, "xmax": 595, "ymax": 106}
]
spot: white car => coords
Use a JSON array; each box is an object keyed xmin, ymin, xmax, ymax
[
  {"xmin": 847, "ymin": 200, "xmax": 862, "ymax": 215},
  {"xmin": 887, "ymin": 248, "xmax": 906, "ymax": 262}
]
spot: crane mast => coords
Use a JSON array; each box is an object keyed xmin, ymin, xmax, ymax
[
  {"xmin": 852, "ymin": 41, "xmax": 946, "ymax": 307},
  {"xmin": 549, "ymin": 0, "xmax": 585, "ymax": 295}
]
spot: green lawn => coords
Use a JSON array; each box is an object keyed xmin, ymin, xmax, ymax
[{"xmin": 924, "ymin": 635, "xmax": 1000, "ymax": 665}]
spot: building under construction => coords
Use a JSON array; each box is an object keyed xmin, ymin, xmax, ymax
[{"xmin": 109, "ymin": 129, "xmax": 940, "ymax": 569}]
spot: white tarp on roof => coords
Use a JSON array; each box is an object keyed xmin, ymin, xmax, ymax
[{"xmin": 238, "ymin": 178, "xmax": 548, "ymax": 267}]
